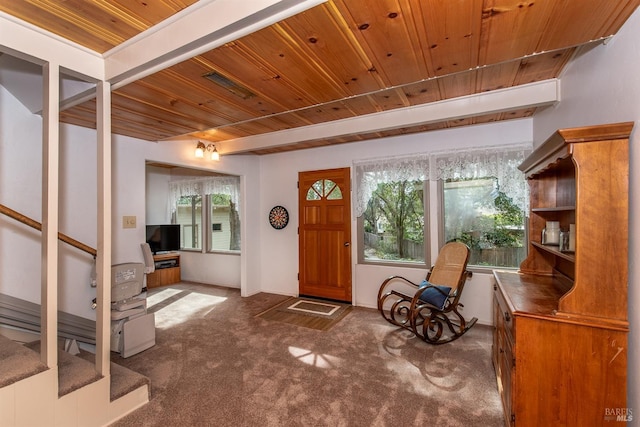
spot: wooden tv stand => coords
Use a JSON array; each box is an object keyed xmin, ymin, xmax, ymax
[{"xmin": 147, "ymin": 253, "xmax": 180, "ymax": 288}]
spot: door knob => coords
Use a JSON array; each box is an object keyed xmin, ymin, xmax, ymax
[{"xmin": 344, "ymin": 242, "xmax": 350, "ymax": 247}]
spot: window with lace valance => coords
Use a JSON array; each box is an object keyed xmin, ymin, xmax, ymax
[
  {"xmin": 354, "ymin": 144, "xmax": 530, "ymax": 216},
  {"xmin": 168, "ymin": 176, "xmax": 241, "ymax": 252},
  {"xmin": 354, "ymin": 143, "xmax": 531, "ymax": 268},
  {"xmin": 168, "ymin": 176, "xmax": 240, "ymax": 215}
]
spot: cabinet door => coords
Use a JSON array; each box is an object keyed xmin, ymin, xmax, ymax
[
  {"xmin": 494, "ymin": 289, "xmax": 515, "ymax": 426},
  {"xmin": 500, "ymin": 333, "xmax": 515, "ymax": 426},
  {"xmin": 492, "ymin": 293, "xmax": 501, "ymax": 371}
]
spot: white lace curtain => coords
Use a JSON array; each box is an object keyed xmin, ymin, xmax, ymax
[
  {"xmin": 353, "ymin": 144, "xmax": 531, "ymax": 217},
  {"xmin": 168, "ymin": 176, "xmax": 240, "ymax": 215},
  {"xmin": 354, "ymin": 154, "xmax": 430, "ymax": 217}
]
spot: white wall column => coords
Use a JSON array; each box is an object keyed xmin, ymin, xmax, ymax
[
  {"xmin": 96, "ymin": 80, "xmax": 112, "ymax": 376},
  {"xmin": 41, "ymin": 61, "xmax": 59, "ymax": 367}
]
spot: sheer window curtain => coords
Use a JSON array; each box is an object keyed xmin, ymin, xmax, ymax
[
  {"xmin": 353, "ymin": 144, "xmax": 531, "ymax": 217},
  {"xmin": 168, "ymin": 176, "xmax": 241, "ymax": 218},
  {"xmin": 354, "ymin": 154, "xmax": 430, "ymax": 217}
]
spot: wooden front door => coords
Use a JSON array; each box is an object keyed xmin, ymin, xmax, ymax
[{"xmin": 298, "ymin": 167, "xmax": 352, "ymax": 302}]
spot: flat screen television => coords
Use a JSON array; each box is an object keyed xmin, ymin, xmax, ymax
[{"xmin": 146, "ymin": 224, "xmax": 180, "ymax": 254}]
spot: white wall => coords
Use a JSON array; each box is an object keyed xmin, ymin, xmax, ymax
[
  {"xmin": 0, "ymin": 84, "xmax": 43, "ymax": 304},
  {"xmin": 532, "ymin": 6, "xmax": 640, "ymax": 422},
  {"xmin": 0, "ymin": 84, "xmax": 98, "ymax": 318},
  {"xmin": 145, "ymin": 166, "xmax": 171, "ymax": 224},
  {"xmin": 58, "ymin": 124, "xmax": 98, "ymax": 317},
  {"xmin": 258, "ymin": 118, "xmax": 533, "ymax": 324}
]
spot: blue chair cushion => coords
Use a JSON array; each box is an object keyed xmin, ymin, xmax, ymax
[{"xmin": 418, "ymin": 280, "xmax": 452, "ymax": 310}]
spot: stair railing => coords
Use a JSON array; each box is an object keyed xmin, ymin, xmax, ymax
[
  {"xmin": 0, "ymin": 203, "xmax": 98, "ymax": 344},
  {"xmin": 0, "ymin": 203, "xmax": 96, "ymax": 257}
]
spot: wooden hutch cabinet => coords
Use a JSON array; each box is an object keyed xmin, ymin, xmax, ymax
[{"xmin": 492, "ymin": 122, "xmax": 633, "ymax": 426}]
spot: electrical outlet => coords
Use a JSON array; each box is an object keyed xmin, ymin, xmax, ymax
[{"xmin": 123, "ymin": 215, "xmax": 136, "ymax": 229}]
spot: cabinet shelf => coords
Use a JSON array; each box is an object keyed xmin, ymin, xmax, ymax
[
  {"xmin": 531, "ymin": 206, "xmax": 575, "ymax": 212},
  {"xmin": 530, "ymin": 241, "xmax": 575, "ymax": 262}
]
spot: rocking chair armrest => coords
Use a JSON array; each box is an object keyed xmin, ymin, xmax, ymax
[
  {"xmin": 377, "ymin": 275, "xmax": 423, "ymax": 303},
  {"xmin": 380, "ymin": 275, "xmax": 422, "ymax": 289}
]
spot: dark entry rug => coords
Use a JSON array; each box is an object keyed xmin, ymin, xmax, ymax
[{"xmin": 255, "ymin": 297, "xmax": 352, "ymax": 331}]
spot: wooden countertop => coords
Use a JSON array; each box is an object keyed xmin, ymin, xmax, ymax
[{"xmin": 493, "ymin": 270, "xmax": 565, "ymax": 318}]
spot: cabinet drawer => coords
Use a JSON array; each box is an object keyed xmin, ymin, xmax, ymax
[{"xmin": 494, "ymin": 285, "xmax": 515, "ymax": 343}]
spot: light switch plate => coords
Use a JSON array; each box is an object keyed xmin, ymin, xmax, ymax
[{"xmin": 123, "ymin": 215, "xmax": 136, "ymax": 228}]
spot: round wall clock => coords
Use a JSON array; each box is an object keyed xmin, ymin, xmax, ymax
[{"xmin": 269, "ymin": 205, "xmax": 289, "ymax": 229}]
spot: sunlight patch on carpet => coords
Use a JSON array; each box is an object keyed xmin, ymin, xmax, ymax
[
  {"xmin": 146, "ymin": 288, "xmax": 183, "ymax": 308},
  {"xmin": 288, "ymin": 346, "xmax": 343, "ymax": 369},
  {"xmin": 154, "ymin": 293, "xmax": 227, "ymax": 329}
]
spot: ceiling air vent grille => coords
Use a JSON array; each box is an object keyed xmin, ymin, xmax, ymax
[{"xmin": 203, "ymin": 71, "xmax": 255, "ymax": 99}]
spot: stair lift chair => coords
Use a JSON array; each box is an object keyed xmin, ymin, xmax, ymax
[{"xmin": 110, "ymin": 250, "xmax": 156, "ymax": 357}]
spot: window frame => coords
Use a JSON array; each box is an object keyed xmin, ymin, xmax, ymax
[
  {"xmin": 174, "ymin": 195, "xmax": 202, "ymax": 252},
  {"xmin": 437, "ymin": 179, "xmax": 525, "ymax": 273},
  {"xmin": 206, "ymin": 193, "xmax": 241, "ymax": 254},
  {"xmin": 355, "ymin": 145, "xmax": 529, "ymax": 271},
  {"xmin": 357, "ymin": 180, "xmax": 431, "ymax": 268},
  {"xmin": 170, "ymin": 177, "xmax": 241, "ymax": 255},
  {"xmin": 358, "ymin": 178, "xmax": 525, "ymax": 272}
]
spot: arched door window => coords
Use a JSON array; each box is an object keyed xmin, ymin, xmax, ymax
[{"xmin": 306, "ymin": 179, "xmax": 343, "ymax": 201}]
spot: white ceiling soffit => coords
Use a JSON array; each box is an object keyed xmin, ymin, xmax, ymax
[
  {"xmin": 0, "ymin": 54, "xmax": 95, "ymax": 114},
  {"xmin": 0, "ymin": 54, "xmax": 42, "ymax": 113},
  {"xmin": 220, "ymin": 79, "xmax": 561, "ymax": 155},
  {"xmin": 104, "ymin": 0, "xmax": 327, "ymax": 87}
]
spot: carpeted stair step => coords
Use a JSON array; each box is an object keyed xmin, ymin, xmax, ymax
[
  {"xmin": 2, "ymin": 335, "xmax": 150, "ymax": 403},
  {"xmin": 0, "ymin": 334, "xmax": 47, "ymax": 389},
  {"xmin": 77, "ymin": 350, "xmax": 150, "ymax": 402},
  {"xmin": 23, "ymin": 341, "xmax": 150, "ymax": 401},
  {"xmin": 25, "ymin": 341, "xmax": 102, "ymax": 397}
]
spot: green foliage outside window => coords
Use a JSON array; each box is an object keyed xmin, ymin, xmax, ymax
[
  {"xmin": 363, "ymin": 180, "xmax": 425, "ymax": 262},
  {"xmin": 444, "ymin": 178, "xmax": 525, "ymax": 267}
]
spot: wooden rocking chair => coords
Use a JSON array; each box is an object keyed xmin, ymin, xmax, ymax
[{"xmin": 377, "ymin": 242, "xmax": 477, "ymax": 344}]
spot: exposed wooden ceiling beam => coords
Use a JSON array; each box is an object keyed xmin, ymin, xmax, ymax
[
  {"xmin": 104, "ymin": 0, "xmax": 326, "ymax": 87},
  {"xmin": 220, "ymin": 79, "xmax": 559, "ymax": 154}
]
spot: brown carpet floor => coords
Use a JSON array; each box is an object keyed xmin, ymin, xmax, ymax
[{"xmin": 111, "ymin": 282, "xmax": 503, "ymax": 427}]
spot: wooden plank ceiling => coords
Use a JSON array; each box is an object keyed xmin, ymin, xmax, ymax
[{"xmin": 1, "ymin": 0, "xmax": 639, "ymax": 155}]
